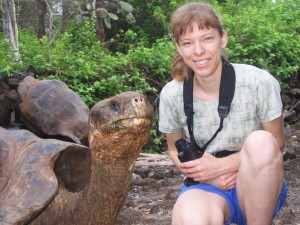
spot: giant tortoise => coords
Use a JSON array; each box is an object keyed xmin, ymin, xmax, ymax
[{"xmin": 0, "ymin": 80, "xmax": 154, "ymax": 225}]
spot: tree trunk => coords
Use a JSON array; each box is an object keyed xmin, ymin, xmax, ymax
[
  {"xmin": 36, "ymin": 0, "xmax": 47, "ymax": 38},
  {"xmin": 1, "ymin": 0, "xmax": 21, "ymax": 62},
  {"xmin": 95, "ymin": 0, "xmax": 105, "ymax": 43},
  {"xmin": 96, "ymin": 16, "xmax": 105, "ymax": 43}
]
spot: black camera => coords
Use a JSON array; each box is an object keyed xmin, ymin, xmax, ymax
[{"xmin": 175, "ymin": 138, "xmax": 204, "ymax": 186}]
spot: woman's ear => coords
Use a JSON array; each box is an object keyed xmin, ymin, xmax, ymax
[{"xmin": 221, "ymin": 31, "xmax": 228, "ymax": 49}]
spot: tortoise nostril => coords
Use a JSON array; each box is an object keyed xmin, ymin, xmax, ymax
[{"xmin": 134, "ymin": 97, "xmax": 144, "ymax": 103}]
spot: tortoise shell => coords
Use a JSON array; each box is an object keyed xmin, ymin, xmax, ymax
[
  {"xmin": 0, "ymin": 128, "xmax": 90, "ymax": 224},
  {"xmin": 18, "ymin": 76, "xmax": 90, "ymax": 145}
]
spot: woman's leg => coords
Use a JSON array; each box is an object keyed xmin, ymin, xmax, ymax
[
  {"xmin": 236, "ymin": 130, "xmax": 284, "ymax": 224},
  {"xmin": 172, "ymin": 189, "xmax": 230, "ymax": 225}
]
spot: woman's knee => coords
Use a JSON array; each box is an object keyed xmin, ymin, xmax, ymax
[
  {"xmin": 241, "ymin": 130, "xmax": 282, "ymax": 168},
  {"xmin": 173, "ymin": 203, "xmax": 207, "ymax": 225},
  {"xmin": 172, "ymin": 190, "xmax": 226, "ymax": 225}
]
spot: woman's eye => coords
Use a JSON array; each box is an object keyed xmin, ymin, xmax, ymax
[
  {"xmin": 182, "ymin": 41, "xmax": 192, "ymax": 46},
  {"xmin": 204, "ymin": 37, "xmax": 214, "ymax": 42}
]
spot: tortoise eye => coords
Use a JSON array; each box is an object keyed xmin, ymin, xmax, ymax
[{"xmin": 109, "ymin": 101, "xmax": 120, "ymax": 111}]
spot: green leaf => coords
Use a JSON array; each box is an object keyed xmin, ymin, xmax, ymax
[
  {"xmin": 104, "ymin": 2, "xmax": 117, "ymax": 11},
  {"xmin": 108, "ymin": 13, "xmax": 118, "ymax": 20},
  {"xmin": 126, "ymin": 12, "xmax": 135, "ymax": 24},
  {"xmin": 85, "ymin": 0, "xmax": 96, "ymax": 11},
  {"xmin": 96, "ymin": 8, "xmax": 108, "ymax": 18},
  {"xmin": 116, "ymin": 2, "xmax": 122, "ymax": 13},
  {"xmin": 119, "ymin": 1, "xmax": 133, "ymax": 12},
  {"xmin": 104, "ymin": 17, "xmax": 111, "ymax": 29}
]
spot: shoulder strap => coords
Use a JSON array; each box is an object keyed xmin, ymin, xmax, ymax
[
  {"xmin": 183, "ymin": 71, "xmax": 204, "ymax": 155},
  {"xmin": 183, "ymin": 70, "xmax": 194, "ymax": 137},
  {"xmin": 218, "ymin": 59, "xmax": 236, "ymax": 119},
  {"xmin": 183, "ymin": 58, "xmax": 236, "ymax": 153}
]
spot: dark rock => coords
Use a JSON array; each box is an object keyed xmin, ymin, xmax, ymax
[
  {"xmin": 281, "ymin": 93, "xmax": 291, "ymax": 105},
  {"xmin": 0, "ymin": 80, "xmax": 9, "ymax": 94},
  {"xmin": 289, "ymin": 88, "xmax": 300, "ymax": 96},
  {"xmin": 6, "ymin": 78, "xmax": 22, "ymax": 88},
  {"xmin": 283, "ymin": 150, "xmax": 296, "ymax": 161}
]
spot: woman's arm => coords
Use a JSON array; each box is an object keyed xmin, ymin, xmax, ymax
[
  {"xmin": 261, "ymin": 114, "xmax": 285, "ymax": 153},
  {"xmin": 165, "ymin": 129, "xmax": 185, "ymax": 170}
]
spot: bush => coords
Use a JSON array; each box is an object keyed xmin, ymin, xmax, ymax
[
  {"xmin": 0, "ymin": 36, "xmax": 14, "ymax": 79},
  {"xmin": 220, "ymin": 0, "xmax": 300, "ymax": 87},
  {"xmin": 18, "ymin": 30, "xmax": 51, "ymax": 73}
]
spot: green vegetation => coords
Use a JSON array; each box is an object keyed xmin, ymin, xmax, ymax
[
  {"xmin": 0, "ymin": 0, "xmax": 299, "ymax": 152},
  {"xmin": 220, "ymin": 0, "xmax": 300, "ymax": 87}
]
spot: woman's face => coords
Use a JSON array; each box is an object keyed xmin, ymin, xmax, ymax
[{"xmin": 176, "ymin": 22, "xmax": 227, "ymax": 79}]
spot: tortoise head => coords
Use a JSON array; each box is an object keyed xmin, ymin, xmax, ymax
[{"xmin": 88, "ymin": 91, "xmax": 154, "ymax": 163}]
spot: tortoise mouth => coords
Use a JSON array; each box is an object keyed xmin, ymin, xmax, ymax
[{"xmin": 100, "ymin": 117, "xmax": 152, "ymax": 133}]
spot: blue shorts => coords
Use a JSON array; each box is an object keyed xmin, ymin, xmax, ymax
[{"xmin": 180, "ymin": 180, "xmax": 288, "ymax": 225}]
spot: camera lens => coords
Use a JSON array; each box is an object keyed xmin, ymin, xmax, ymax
[
  {"xmin": 183, "ymin": 142, "xmax": 201, "ymax": 161},
  {"xmin": 175, "ymin": 138, "xmax": 187, "ymax": 153}
]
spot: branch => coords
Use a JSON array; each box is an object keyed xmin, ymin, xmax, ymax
[
  {"xmin": 48, "ymin": 11, "xmax": 78, "ymax": 47},
  {"xmin": 283, "ymin": 100, "xmax": 300, "ymax": 119}
]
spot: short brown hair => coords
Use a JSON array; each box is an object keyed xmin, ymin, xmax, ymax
[{"xmin": 171, "ymin": 2, "xmax": 224, "ymax": 81}]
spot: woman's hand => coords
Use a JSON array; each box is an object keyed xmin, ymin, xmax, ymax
[
  {"xmin": 180, "ymin": 152, "xmax": 222, "ymax": 180},
  {"xmin": 179, "ymin": 152, "xmax": 238, "ymax": 190},
  {"xmin": 205, "ymin": 172, "xmax": 237, "ymax": 190}
]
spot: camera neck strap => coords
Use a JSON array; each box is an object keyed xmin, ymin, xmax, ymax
[{"xmin": 183, "ymin": 57, "xmax": 236, "ymax": 154}]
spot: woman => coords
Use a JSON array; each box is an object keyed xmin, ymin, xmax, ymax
[{"xmin": 158, "ymin": 2, "xmax": 287, "ymax": 225}]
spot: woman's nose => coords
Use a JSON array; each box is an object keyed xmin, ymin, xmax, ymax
[{"xmin": 194, "ymin": 42, "xmax": 205, "ymax": 55}]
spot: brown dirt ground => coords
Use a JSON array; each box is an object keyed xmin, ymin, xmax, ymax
[{"xmin": 116, "ymin": 125, "xmax": 300, "ymax": 225}]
